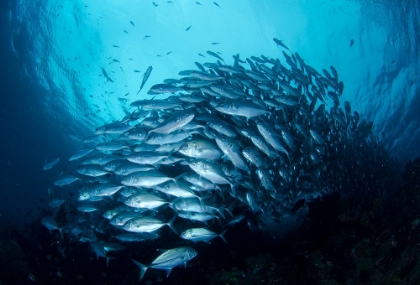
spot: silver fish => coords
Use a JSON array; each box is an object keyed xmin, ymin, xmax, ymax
[
  {"xmin": 149, "ymin": 110, "xmax": 195, "ymax": 134},
  {"xmin": 48, "ymin": 199, "xmax": 65, "ymax": 208},
  {"xmin": 310, "ymin": 129, "xmax": 327, "ymax": 145},
  {"xmin": 190, "ymin": 71, "xmax": 223, "ymax": 81},
  {"xmin": 54, "ymin": 174, "xmax": 80, "ymax": 186},
  {"xmin": 43, "ymin": 157, "xmax": 60, "ymax": 170},
  {"xmin": 180, "ymin": 228, "xmax": 227, "ymax": 243},
  {"xmin": 207, "ymin": 120, "xmax": 237, "ymax": 138},
  {"xmin": 178, "ymin": 139, "xmax": 222, "ymax": 160},
  {"xmin": 96, "ymin": 142, "xmax": 128, "ymax": 152},
  {"xmin": 178, "ymin": 211, "xmax": 218, "ymax": 223},
  {"xmin": 273, "ymin": 38, "xmax": 290, "ymax": 50},
  {"xmin": 124, "ymin": 193, "xmax": 169, "ymax": 209},
  {"xmin": 114, "ymin": 162, "xmax": 154, "ymax": 176},
  {"xmin": 94, "ymin": 122, "xmax": 133, "ymax": 135},
  {"xmin": 215, "ymin": 135, "xmax": 249, "ymax": 171},
  {"xmin": 41, "ymin": 216, "xmax": 62, "ymax": 237},
  {"xmin": 131, "ymin": 99, "xmax": 181, "ymax": 110},
  {"xmin": 113, "ymin": 232, "xmax": 159, "ymax": 242},
  {"xmin": 131, "ymin": 246, "xmax": 198, "ymax": 281},
  {"xmin": 81, "ymin": 154, "xmax": 121, "ymax": 166},
  {"xmin": 240, "ymin": 128, "xmax": 279, "ymax": 158},
  {"xmin": 110, "ymin": 211, "xmax": 144, "ymax": 227},
  {"xmin": 148, "ymin": 83, "xmax": 181, "ymax": 95},
  {"xmin": 90, "ymin": 183, "xmax": 124, "ymax": 197},
  {"xmin": 181, "ymin": 173, "xmax": 215, "ymax": 191},
  {"xmin": 77, "ymin": 165, "xmax": 109, "ymax": 177},
  {"xmin": 210, "ymin": 85, "xmax": 241, "ymax": 99},
  {"xmin": 122, "ymin": 216, "xmax": 177, "ymax": 234},
  {"xmin": 256, "ymin": 169, "xmax": 276, "ymax": 198},
  {"xmin": 242, "ymin": 147, "xmax": 265, "ymax": 168},
  {"xmin": 127, "ymin": 152, "xmax": 166, "ymax": 165},
  {"xmin": 144, "ymin": 130, "xmax": 192, "ymax": 145},
  {"xmin": 121, "ymin": 170, "xmax": 174, "ymax": 188},
  {"xmin": 77, "ymin": 205, "xmax": 98, "ymax": 213},
  {"xmin": 171, "ymin": 197, "xmax": 218, "ymax": 215},
  {"xmin": 154, "ymin": 181, "xmax": 199, "ymax": 198},
  {"xmin": 69, "ymin": 149, "xmax": 94, "ymax": 161},
  {"xmin": 215, "ymin": 99, "xmax": 269, "ymax": 118},
  {"xmin": 137, "ymin": 66, "xmax": 153, "ymax": 95},
  {"xmin": 256, "ymin": 122, "xmax": 289, "ymax": 159},
  {"xmin": 103, "ymin": 207, "xmax": 127, "ymax": 220},
  {"xmin": 206, "ymin": 50, "xmax": 224, "ymax": 62},
  {"xmin": 187, "ymin": 159, "xmax": 232, "ymax": 185}
]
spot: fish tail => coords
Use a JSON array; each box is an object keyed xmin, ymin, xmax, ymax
[
  {"xmin": 131, "ymin": 259, "xmax": 148, "ymax": 281},
  {"xmin": 224, "ymin": 207, "xmax": 233, "ymax": 217},
  {"xmin": 229, "ymin": 183, "xmax": 238, "ymax": 198},
  {"xmin": 136, "ymin": 87, "xmax": 142, "ymax": 95},
  {"xmin": 58, "ymin": 245, "xmax": 67, "ymax": 259},
  {"xmin": 167, "ymin": 216, "xmax": 177, "ymax": 235},
  {"xmin": 106, "ymin": 257, "xmax": 116, "ymax": 268},
  {"xmin": 216, "ymin": 205, "xmax": 226, "ymax": 219},
  {"xmin": 219, "ymin": 229, "xmax": 228, "ymax": 243},
  {"xmin": 215, "ymin": 185, "xmax": 224, "ymax": 200},
  {"xmin": 173, "ymin": 173, "xmax": 185, "ymax": 182}
]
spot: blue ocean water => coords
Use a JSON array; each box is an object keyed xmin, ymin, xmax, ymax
[{"xmin": 0, "ymin": 0, "xmax": 419, "ymax": 283}]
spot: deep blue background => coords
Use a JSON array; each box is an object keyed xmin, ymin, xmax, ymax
[{"xmin": 0, "ymin": 1, "xmax": 66, "ymax": 228}]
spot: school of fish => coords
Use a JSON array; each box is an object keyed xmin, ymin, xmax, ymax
[{"xmin": 42, "ymin": 41, "xmax": 380, "ymax": 281}]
